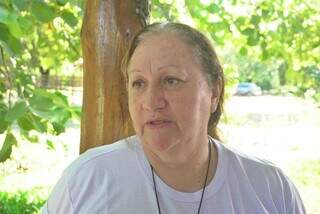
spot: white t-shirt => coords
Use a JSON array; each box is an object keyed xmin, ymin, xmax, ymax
[{"xmin": 42, "ymin": 135, "xmax": 305, "ymax": 214}]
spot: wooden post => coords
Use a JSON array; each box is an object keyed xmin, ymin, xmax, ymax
[{"xmin": 80, "ymin": 0, "xmax": 150, "ymax": 153}]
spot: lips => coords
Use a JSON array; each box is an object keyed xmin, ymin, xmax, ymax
[{"xmin": 145, "ymin": 119, "xmax": 172, "ymax": 129}]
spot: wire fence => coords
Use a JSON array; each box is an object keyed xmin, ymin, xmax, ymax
[
  {"xmin": 36, "ymin": 74, "xmax": 83, "ymax": 106},
  {"xmin": 36, "ymin": 74, "xmax": 82, "ymax": 89}
]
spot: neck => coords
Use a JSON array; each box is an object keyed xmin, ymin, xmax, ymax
[{"xmin": 143, "ymin": 137, "xmax": 218, "ymax": 192}]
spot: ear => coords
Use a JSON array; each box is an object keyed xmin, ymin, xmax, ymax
[{"xmin": 210, "ymin": 80, "xmax": 221, "ymax": 113}]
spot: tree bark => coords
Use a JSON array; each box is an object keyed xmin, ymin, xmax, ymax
[{"xmin": 80, "ymin": 0, "xmax": 150, "ymax": 153}]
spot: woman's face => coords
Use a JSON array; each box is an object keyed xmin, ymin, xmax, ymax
[{"xmin": 128, "ymin": 33, "xmax": 219, "ymax": 153}]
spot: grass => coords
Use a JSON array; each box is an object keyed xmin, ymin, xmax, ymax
[
  {"xmin": 0, "ymin": 124, "xmax": 79, "ymax": 214},
  {"xmin": 0, "ymin": 187, "xmax": 46, "ymax": 214},
  {"xmin": 288, "ymin": 159, "xmax": 320, "ymax": 214}
]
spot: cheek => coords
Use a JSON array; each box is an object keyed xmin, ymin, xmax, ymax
[
  {"xmin": 169, "ymin": 95, "xmax": 194, "ymax": 122},
  {"xmin": 172, "ymin": 90, "xmax": 211, "ymax": 126},
  {"xmin": 128, "ymin": 95, "xmax": 142, "ymax": 128}
]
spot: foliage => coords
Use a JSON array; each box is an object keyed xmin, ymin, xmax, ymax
[
  {"xmin": 0, "ymin": 0, "xmax": 83, "ymax": 162},
  {"xmin": 152, "ymin": 0, "xmax": 320, "ymax": 99},
  {"xmin": 0, "ymin": 187, "xmax": 46, "ymax": 214}
]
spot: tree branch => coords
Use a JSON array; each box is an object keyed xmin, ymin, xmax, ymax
[{"xmin": 0, "ymin": 45, "xmax": 13, "ymax": 107}]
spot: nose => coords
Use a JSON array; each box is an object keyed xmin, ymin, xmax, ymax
[{"xmin": 142, "ymin": 85, "xmax": 166, "ymax": 112}]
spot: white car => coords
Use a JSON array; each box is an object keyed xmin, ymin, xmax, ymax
[{"xmin": 235, "ymin": 83, "xmax": 262, "ymax": 96}]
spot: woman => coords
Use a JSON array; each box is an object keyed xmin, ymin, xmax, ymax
[{"xmin": 42, "ymin": 23, "xmax": 305, "ymax": 214}]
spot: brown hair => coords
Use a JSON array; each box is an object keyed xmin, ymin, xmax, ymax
[{"xmin": 122, "ymin": 22, "xmax": 225, "ymax": 140}]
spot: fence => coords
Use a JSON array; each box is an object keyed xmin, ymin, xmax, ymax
[
  {"xmin": 36, "ymin": 74, "xmax": 83, "ymax": 89},
  {"xmin": 36, "ymin": 74, "xmax": 83, "ymax": 106}
]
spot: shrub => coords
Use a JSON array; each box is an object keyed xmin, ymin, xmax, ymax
[{"xmin": 0, "ymin": 188, "xmax": 46, "ymax": 214}]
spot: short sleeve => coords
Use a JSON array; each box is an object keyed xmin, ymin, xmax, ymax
[
  {"xmin": 277, "ymin": 169, "xmax": 306, "ymax": 214},
  {"xmin": 41, "ymin": 170, "xmax": 74, "ymax": 214}
]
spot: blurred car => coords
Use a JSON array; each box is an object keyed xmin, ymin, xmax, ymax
[{"xmin": 235, "ymin": 82, "xmax": 262, "ymax": 96}]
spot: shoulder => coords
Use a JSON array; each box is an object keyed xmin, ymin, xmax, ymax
[
  {"xmin": 66, "ymin": 135, "xmax": 140, "ymax": 177},
  {"xmin": 217, "ymin": 141, "xmax": 279, "ymax": 174},
  {"xmin": 43, "ymin": 135, "xmax": 142, "ymax": 213},
  {"xmin": 215, "ymin": 141, "xmax": 305, "ymax": 213},
  {"xmin": 67, "ymin": 136, "xmax": 139, "ymax": 174},
  {"xmin": 224, "ymin": 144, "xmax": 286, "ymax": 192}
]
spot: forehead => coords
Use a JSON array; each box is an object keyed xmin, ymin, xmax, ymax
[{"xmin": 129, "ymin": 33, "xmax": 198, "ymax": 68}]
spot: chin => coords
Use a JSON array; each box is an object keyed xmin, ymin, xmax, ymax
[{"xmin": 141, "ymin": 134, "xmax": 179, "ymax": 153}]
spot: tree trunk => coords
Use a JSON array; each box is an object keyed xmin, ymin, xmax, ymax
[{"xmin": 80, "ymin": 0, "xmax": 150, "ymax": 153}]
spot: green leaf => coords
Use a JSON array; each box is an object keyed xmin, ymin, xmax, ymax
[
  {"xmin": 20, "ymin": 129, "xmax": 39, "ymax": 143},
  {"xmin": 48, "ymin": 107, "xmax": 71, "ymax": 124},
  {"xmin": 250, "ymin": 15, "xmax": 260, "ymax": 26},
  {"xmin": 0, "ymin": 80, "xmax": 6, "ymax": 92},
  {"xmin": 12, "ymin": 0, "xmax": 29, "ymax": 11},
  {"xmin": 17, "ymin": 114, "xmax": 35, "ymax": 131},
  {"xmin": 52, "ymin": 122, "xmax": 65, "ymax": 135},
  {"xmin": 29, "ymin": 108, "xmax": 52, "ymax": 120},
  {"xmin": 242, "ymin": 27, "xmax": 255, "ymax": 36},
  {"xmin": 57, "ymin": 0, "xmax": 69, "ymax": 6},
  {"xmin": 29, "ymin": 91, "xmax": 56, "ymax": 119},
  {"xmin": 261, "ymin": 9, "xmax": 269, "ymax": 18},
  {"xmin": 5, "ymin": 101, "xmax": 27, "ymax": 123},
  {"xmin": 0, "ymin": 119, "xmax": 9, "ymax": 133},
  {"xmin": 61, "ymin": 10, "xmax": 78, "ymax": 27},
  {"xmin": 235, "ymin": 17, "xmax": 246, "ymax": 27},
  {"xmin": 31, "ymin": 1, "xmax": 56, "ymax": 23},
  {"xmin": 292, "ymin": 21, "xmax": 303, "ymax": 33},
  {"xmin": 29, "ymin": 93, "xmax": 54, "ymax": 111},
  {"xmin": 1, "ymin": 27, "xmax": 23, "ymax": 54},
  {"xmin": 18, "ymin": 16, "xmax": 33, "ymax": 33},
  {"xmin": 7, "ymin": 34, "xmax": 22, "ymax": 54},
  {"xmin": 209, "ymin": 3, "xmax": 220, "ymax": 13},
  {"xmin": 25, "ymin": 133, "xmax": 39, "ymax": 143},
  {"xmin": 0, "ymin": 108, "xmax": 9, "ymax": 133},
  {"xmin": 0, "ymin": 6, "xmax": 9, "ymax": 24},
  {"xmin": 261, "ymin": 49, "xmax": 269, "ymax": 60},
  {"xmin": 0, "ymin": 132, "xmax": 17, "ymax": 163},
  {"xmin": 46, "ymin": 139, "xmax": 55, "ymax": 150},
  {"xmin": 239, "ymin": 47, "xmax": 247, "ymax": 56},
  {"xmin": 247, "ymin": 33, "xmax": 260, "ymax": 46},
  {"xmin": 70, "ymin": 106, "xmax": 81, "ymax": 120},
  {"xmin": 52, "ymin": 91, "xmax": 69, "ymax": 107},
  {"xmin": 29, "ymin": 113, "xmax": 47, "ymax": 133},
  {"xmin": 0, "ymin": 23, "xmax": 9, "ymax": 41},
  {"xmin": 8, "ymin": 19, "xmax": 23, "ymax": 38}
]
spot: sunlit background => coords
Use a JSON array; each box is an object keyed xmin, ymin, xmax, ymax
[{"xmin": 0, "ymin": 0, "xmax": 319, "ymax": 213}]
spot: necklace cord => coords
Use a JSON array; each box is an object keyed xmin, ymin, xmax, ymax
[
  {"xmin": 197, "ymin": 139, "xmax": 212, "ymax": 214},
  {"xmin": 151, "ymin": 165, "xmax": 162, "ymax": 214},
  {"xmin": 150, "ymin": 139, "xmax": 212, "ymax": 214}
]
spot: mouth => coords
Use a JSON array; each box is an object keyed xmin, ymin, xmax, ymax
[{"xmin": 145, "ymin": 119, "xmax": 172, "ymax": 129}]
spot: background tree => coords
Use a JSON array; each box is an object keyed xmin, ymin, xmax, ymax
[
  {"xmin": 154, "ymin": 0, "xmax": 320, "ymax": 97},
  {"xmin": 0, "ymin": 0, "xmax": 83, "ymax": 162},
  {"xmin": 80, "ymin": 0, "xmax": 148, "ymax": 153}
]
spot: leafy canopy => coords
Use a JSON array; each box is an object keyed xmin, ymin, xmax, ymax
[{"xmin": 0, "ymin": 0, "xmax": 83, "ymax": 162}]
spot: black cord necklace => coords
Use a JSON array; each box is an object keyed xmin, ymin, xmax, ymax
[{"xmin": 150, "ymin": 141, "xmax": 212, "ymax": 214}]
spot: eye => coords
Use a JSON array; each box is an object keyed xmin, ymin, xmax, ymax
[
  {"xmin": 163, "ymin": 77, "xmax": 183, "ymax": 88},
  {"xmin": 131, "ymin": 79, "xmax": 145, "ymax": 89}
]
